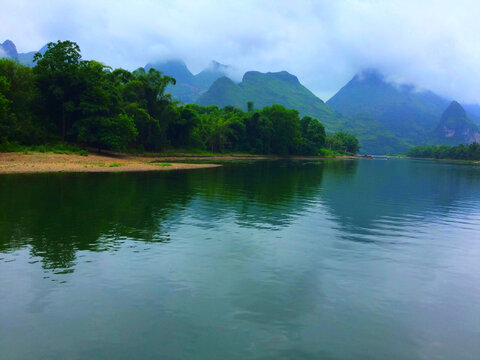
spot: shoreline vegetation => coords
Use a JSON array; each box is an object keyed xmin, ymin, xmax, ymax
[
  {"xmin": 406, "ymin": 143, "xmax": 480, "ymax": 161},
  {"xmin": 0, "ymin": 151, "xmax": 364, "ymax": 174},
  {"xmin": 0, "ymin": 40, "xmax": 360, "ymax": 167}
]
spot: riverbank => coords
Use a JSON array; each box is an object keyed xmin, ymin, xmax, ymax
[
  {"xmin": 0, "ymin": 152, "xmax": 220, "ymax": 174},
  {"xmin": 406, "ymin": 156, "xmax": 480, "ymax": 165},
  {"xmin": 0, "ymin": 152, "xmax": 365, "ymax": 174}
]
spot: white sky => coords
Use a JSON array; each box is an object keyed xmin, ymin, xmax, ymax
[{"xmin": 1, "ymin": 0, "xmax": 479, "ymax": 102}]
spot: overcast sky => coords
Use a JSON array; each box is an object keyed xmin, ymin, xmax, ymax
[{"xmin": 1, "ymin": 0, "xmax": 479, "ymax": 102}]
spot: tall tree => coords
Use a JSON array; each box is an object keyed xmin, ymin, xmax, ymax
[
  {"xmin": 73, "ymin": 60, "xmax": 137, "ymax": 150},
  {"xmin": 33, "ymin": 41, "xmax": 82, "ymax": 140}
]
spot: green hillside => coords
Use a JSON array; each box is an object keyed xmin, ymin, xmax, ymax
[
  {"xmin": 434, "ymin": 101, "xmax": 480, "ymax": 145},
  {"xmin": 197, "ymin": 70, "xmax": 338, "ymax": 126},
  {"xmin": 327, "ymin": 70, "xmax": 450, "ymax": 145}
]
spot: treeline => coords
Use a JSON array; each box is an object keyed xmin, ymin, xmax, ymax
[
  {"xmin": 407, "ymin": 143, "xmax": 480, "ymax": 160},
  {"xmin": 0, "ymin": 40, "xmax": 359, "ymax": 155}
]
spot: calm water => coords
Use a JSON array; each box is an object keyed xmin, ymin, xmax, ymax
[{"xmin": 1, "ymin": 159, "xmax": 480, "ymax": 360}]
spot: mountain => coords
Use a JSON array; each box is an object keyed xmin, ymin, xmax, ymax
[
  {"xmin": 145, "ymin": 59, "xmax": 194, "ymax": 83},
  {"xmin": 327, "ymin": 69, "xmax": 480, "ymax": 152},
  {"xmin": 17, "ymin": 44, "xmax": 49, "ymax": 66},
  {"xmin": 197, "ymin": 70, "xmax": 339, "ymax": 126},
  {"xmin": 0, "ymin": 40, "xmax": 48, "ymax": 66},
  {"xmin": 194, "ymin": 61, "xmax": 232, "ymax": 90},
  {"xmin": 144, "ymin": 59, "xmax": 231, "ymax": 103},
  {"xmin": 196, "ymin": 70, "xmax": 411, "ymax": 154},
  {"xmin": 327, "ymin": 70, "xmax": 450, "ymax": 144},
  {"xmin": 434, "ymin": 101, "xmax": 480, "ymax": 144},
  {"xmin": 0, "ymin": 40, "xmax": 18, "ymax": 59}
]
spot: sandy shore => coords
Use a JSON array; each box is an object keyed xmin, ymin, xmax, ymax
[
  {"xmin": 0, "ymin": 152, "xmax": 365, "ymax": 174},
  {"xmin": 0, "ymin": 152, "xmax": 220, "ymax": 174}
]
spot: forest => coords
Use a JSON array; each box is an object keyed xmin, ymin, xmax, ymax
[
  {"xmin": 0, "ymin": 41, "xmax": 359, "ymax": 156},
  {"xmin": 407, "ymin": 143, "xmax": 480, "ymax": 160}
]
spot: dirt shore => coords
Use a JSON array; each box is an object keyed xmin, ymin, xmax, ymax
[
  {"xmin": 0, "ymin": 152, "xmax": 365, "ymax": 174},
  {"xmin": 0, "ymin": 152, "xmax": 220, "ymax": 174}
]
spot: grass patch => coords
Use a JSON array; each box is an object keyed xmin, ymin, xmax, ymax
[
  {"xmin": 108, "ymin": 162, "xmax": 123, "ymax": 167},
  {"xmin": 151, "ymin": 162, "xmax": 172, "ymax": 167},
  {"xmin": 317, "ymin": 148, "xmax": 339, "ymax": 158}
]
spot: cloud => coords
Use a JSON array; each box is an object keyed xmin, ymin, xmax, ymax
[{"xmin": 0, "ymin": 0, "xmax": 479, "ymax": 102}]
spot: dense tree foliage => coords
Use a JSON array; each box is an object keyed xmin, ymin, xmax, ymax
[
  {"xmin": 0, "ymin": 59, "xmax": 39, "ymax": 143},
  {"xmin": 327, "ymin": 131, "xmax": 360, "ymax": 154},
  {"xmin": 0, "ymin": 41, "xmax": 359, "ymax": 155},
  {"xmin": 407, "ymin": 143, "xmax": 480, "ymax": 161}
]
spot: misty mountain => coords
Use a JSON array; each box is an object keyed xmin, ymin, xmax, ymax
[
  {"xmin": 144, "ymin": 59, "xmax": 231, "ymax": 103},
  {"xmin": 326, "ymin": 69, "xmax": 480, "ymax": 152},
  {"xmin": 0, "ymin": 40, "xmax": 18, "ymax": 59},
  {"xmin": 434, "ymin": 101, "xmax": 480, "ymax": 145},
  {"xmin": 0, "ymin": 40, "xmax": 48, "ymax": 66},
  {"xmin": 197, "ymin": 70, "xmax": 339, "ymax": 126},
  {"xmin": 327, "ymin": 70, "xmax": 450, "ymax": 143}
]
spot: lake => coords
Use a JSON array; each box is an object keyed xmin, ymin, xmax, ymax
[{"xmin": 1, "ymin": 159, "xmax": 480, "ymax": 360}]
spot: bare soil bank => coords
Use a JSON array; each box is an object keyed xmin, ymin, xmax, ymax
[
  {"xmin": 0, "ymin": 152, "xmax": 363, "ymax": 174},
  {"xmin": 0, "ymin": 153, "xmax": 220, "ymax": 174}
]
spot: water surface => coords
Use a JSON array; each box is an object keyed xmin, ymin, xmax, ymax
[{"xmin": 1, "ymin": 159, "xmax": 480, "ymax": 359}]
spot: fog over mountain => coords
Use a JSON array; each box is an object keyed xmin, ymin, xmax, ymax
[{"xmin": 1, "ymin": 0, "xmax": 479, "ymax": 104}]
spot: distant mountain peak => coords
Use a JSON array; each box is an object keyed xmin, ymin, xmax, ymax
[
  {"xmin": 444, "ymin": 101, "xmax": 466, "ymax": 117},
  {"xmin": 435, "ymin": 101, "xmax": 480, "ymax": 144},
  {"xmin": 148, "ymin": 59, "xmax": 190, "ymax": 71},
  {"xmin": 351, "ymin": 69, "xmax": 386, "ymax": 85},
  {"xmin": 214, "ymin": 76, "xmax": 237, "ymax": 84},
  {"xmin": 1, "ymin": 39, "xmax": 16, "ymax": 48},
  {"xmin": 144, "ymin": 59, "xmax": 194, "ymax": 83},
  {"xmin": 144, "ymin": 58, "xmax": 235, "ymax": 103},
  {"xmin": 0, "ymin": 39, "xmax": 18, "ymax": 59},
  {"xmin": 242, "ymin": 70, "xmax": 300, "ymax": 84},
  {"xmin": 207, "ymin": 60, "xmax": 230, "ymax": 72}
]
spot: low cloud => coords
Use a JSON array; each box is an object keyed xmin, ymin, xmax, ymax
[{"xmin": 1, "ymin": 0, "xmax": 479, "ymax": 102}]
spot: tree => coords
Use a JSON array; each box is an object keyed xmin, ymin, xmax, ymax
[
  {"xmin": 167, "ymin": 106, "xmax": 199, "ymax": 148},
  {"xmin": 119, "ymin": 68, "xmax": 176, "ymax": 150},
  {"xmin": 0, "ymin": 59, "xmax": 40, "ymax": 144},
  {"xmin": 328, "ymin": 131, "xmax": 360, "ymax": 154},
  {"xmin": 33, "ymin": 41, "xmax": 83, "ymax": 140},
  {"xmin": 260, "ymin": 105, "xmax": 301, "ymax": 155},
  {"xmin": 72, "ymin": 60, "xmax": 138, "ymax": 150},
  {"xmin": 76, "ymin": 114, "xmax": 137, "ymax": 151},
  {"xmin": 299, "ymin": 116, "xmax": 326, "ymax": 155},
  {"xmin": 0, "ymin": 75, "xmax": 11, "ymax": 142}
]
